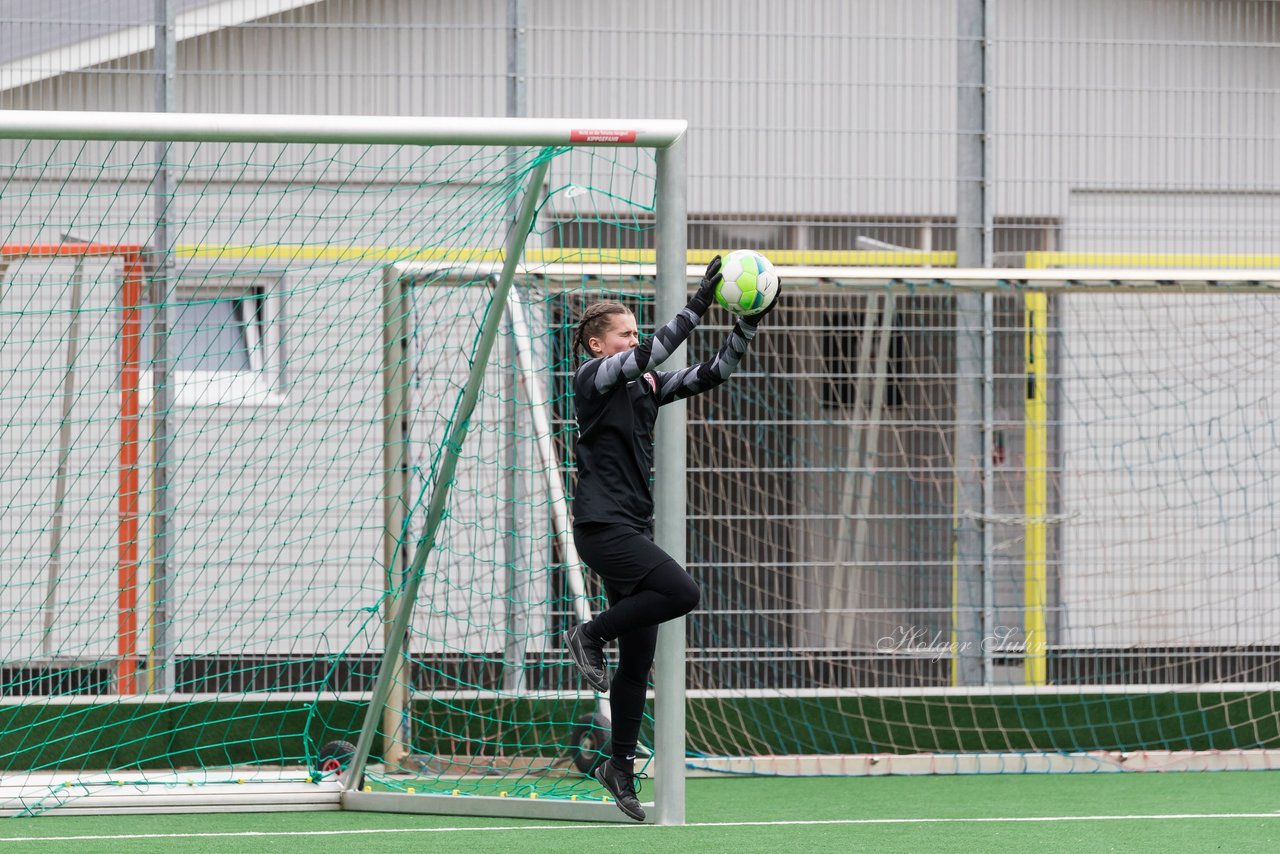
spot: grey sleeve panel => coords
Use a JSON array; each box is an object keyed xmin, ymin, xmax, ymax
[
  {"xmin": 655, "ymin": 320, "xmax": 759, "ymax": 405},
  {"xmin": 576, "ymin": 306, "xmax": 702, "ymax": 397}
]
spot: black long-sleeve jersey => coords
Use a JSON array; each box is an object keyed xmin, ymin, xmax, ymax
[{"xmin": 572, "ymin": 302, "xmax": 759, "ymax": 528}]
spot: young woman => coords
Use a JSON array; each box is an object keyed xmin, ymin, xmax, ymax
[{"xmin": 563, "ymin": 255, "xmax": 778, "ymax": 820}]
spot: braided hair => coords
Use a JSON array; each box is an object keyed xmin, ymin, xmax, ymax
[{"xmin": 573, "ymin": 300, "xmax": 632, "ymax": 358}]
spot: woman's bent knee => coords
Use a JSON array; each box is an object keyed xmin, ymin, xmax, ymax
[{"xmin": 675, "ymin": 577, "xmax": 701, "ymax": 616}]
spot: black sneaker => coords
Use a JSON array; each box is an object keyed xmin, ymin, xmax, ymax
[
  {"xmin": 563, "ymin": 624, "xmax": 610, "ymax": 692},
  {"xmin": 594, "ymin": 759, "xmax": 647, "ymax": 822}
]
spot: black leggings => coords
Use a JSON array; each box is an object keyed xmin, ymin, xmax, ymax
[{"xmin": 583, "ymin": 558, "xmax": 700, "ymax": 762}]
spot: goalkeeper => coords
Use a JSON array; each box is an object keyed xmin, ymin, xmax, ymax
[{"xmin": 563, "ymin": 255, "xmax": 779, "ymax": 820}]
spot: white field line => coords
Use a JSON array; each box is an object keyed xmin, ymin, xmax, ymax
[{"xmin": 3, "ymin": 812, "xmax": 1280, "ymax": 842}]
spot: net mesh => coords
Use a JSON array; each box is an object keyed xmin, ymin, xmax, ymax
[
  {"xmin": 677, "ymin": 278, "xmax": 1280, "ymax": 771},
  {"xmin": 3, "ymin": 126, "xmax": 1280, "ymax": 815},
  {"xmin": 0, "ymin": 135, "xmax": 661, "ymax": 811}
]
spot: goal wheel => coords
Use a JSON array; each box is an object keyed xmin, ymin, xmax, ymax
[
  {"xmin": 317, "ymin": 739, "xmax": 359, "ymax": 778},
  {"xmin": 567, "ymin": 711, "xmax": 612, "ymax": 775}
]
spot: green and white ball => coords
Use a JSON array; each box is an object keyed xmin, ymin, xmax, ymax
[{"xmin": 715, "ymin": 250, "xmax": 779, "ymax": 317}]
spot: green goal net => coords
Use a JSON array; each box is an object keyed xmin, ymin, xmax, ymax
[{"xmin": 0, "ymin": 112, "xmax": 687, "ymax": 819}]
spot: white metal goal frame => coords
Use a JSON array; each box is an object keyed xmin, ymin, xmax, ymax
[{"xmin": 0, "ymin": 109, "xmax": 690, "ymax": 824}]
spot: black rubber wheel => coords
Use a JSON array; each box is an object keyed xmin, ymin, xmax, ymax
[
  {"xmin": 567, "ymin": 712, "xmax": 612, "ymax": 775},
  {"xmin": 317, "ymin": 739, "xmax": 358, "ymax": 777}
]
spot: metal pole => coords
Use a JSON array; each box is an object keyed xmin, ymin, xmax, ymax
[
  {"xmin": 651, "ymin": 136, "xmax": 688, "ymax": 826},
  {"xmin": 499, "ymin": 0, "xmax": 530, "ymax": 696},
  {"xmin": 828, "ymin": 297, "xmax": 876, "ymax": 646},
  {"xmin": 981, "ymin": 291, "xmax": 996, "ymax": 685},
  {"xmin": 1024, "ymin": 292, "xmax": 1049, "ymax": 685},
  {"xmin": 500, "ymin": 304, "xmax": 527, "ymax": 695},
  {"xmin": 0, "ymin": 110, "xmax": 687, "ymax": 149},
  {"xmin": 344, "ymin": 155, "xmax": 552, "ymax": 793},
  {"xmin": 117, "ymin": 255, "xmax": 146, "ymax": 695},
  {"xmin": 953, "ymin": 0, "xmax": 988, "ymax": 686},
  {"xmin": 144, "ymin": 0, "xmax": 177, "ymax": 694},
  {"xmin": 841, "ymin": 295, "xmax": 896, "ymax": 650},
  {"xmin": 507, "ymin": 0, "xmax": 528, "ymax": 121},
  {"xmin": 980, "ymin": 0, "xmax": 998, "ymax": 686},
  {"xmin": 43, "ymin": 257, "xmax": 86, "ymax": 658},
  {"xmin": 379, "ymin": 268, "xmax": 412, "ymax": 770}
]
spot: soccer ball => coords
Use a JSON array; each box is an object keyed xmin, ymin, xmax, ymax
[{"xmin": 715, "ymin": 250, "xmax": 779, "ymax": 317}]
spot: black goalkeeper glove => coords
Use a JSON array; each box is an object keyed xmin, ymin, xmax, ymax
[
  {"xmin": 688, "ymin": 255, "xmax": 722, "ymax": 316},
  {"xmin": 741, "ymin": 279, "xmax": 783, "ymax": 327}
]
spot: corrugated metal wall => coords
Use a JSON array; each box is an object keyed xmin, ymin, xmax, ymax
[
  {"xmin": 2, "ymin": 1, "xmax": 1279, "ymax": 692},
  {"xmin": 5, "ymin": 0, "xmax": 1279, "ymax": 255}
]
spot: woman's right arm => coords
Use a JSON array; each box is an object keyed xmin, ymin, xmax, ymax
[{"xmin": 652, "ymin": 278, "xmax": 783, "ymax": 404}]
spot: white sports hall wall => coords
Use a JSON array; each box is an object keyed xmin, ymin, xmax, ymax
[{"xmin": 2, "ymin": 0, "xmax": 1279, "ymax": 674}]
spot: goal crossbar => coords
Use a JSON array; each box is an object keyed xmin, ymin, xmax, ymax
[
  {"xmin": 0, "ymin": 109, "xmax": 687, "ymax": 148},
  {"xmin": 392, "ymin": 261, "xmax": 1280, "ymax": 293}
]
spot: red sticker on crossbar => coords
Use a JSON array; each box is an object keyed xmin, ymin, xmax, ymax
[{"xmin": 569, "ymin": 129, "xmax": 638, "ymax": 143}]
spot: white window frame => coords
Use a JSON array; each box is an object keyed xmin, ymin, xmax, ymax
[{"xmin": 142, "ymin": 271, "xmax": 286, "ymax": 408}]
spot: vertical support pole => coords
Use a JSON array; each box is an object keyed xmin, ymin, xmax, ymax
[
  {"xmin": 147, "ymin": 0, "xmax": 177, "ymax": 693},
  {"xmin": 380, "ymin": 267, "xmax": 412, "ymax": 770},
  {"xmin": 499, "ymin": 0, "xmax": 530, "ymax": 696},
  {"xmin": 980, "ymin": 0, "xmax": 997, "ymax": 685},
  {"xmin": 845, "ymin": 296, "xmax": 896, "ymax": 647},
  {"xmin": 507, "ymin": 0, "xmax": 528, "ymax": 120},
  {"xmin": 500, "ymin": 305, "xmax": 527, "ymax": 695},
  {"xmin": 118, "ymin": 254, "xmax": 145, "ymax": 695},
  {"xmin": 500, "ymin": 290, "xmax": 531, "ymax": 694},
  {"xmin": 1024, "ymin": 291, "xmax": 1048, "ymax": 685},
  {"xmin": 652, "ymin": 135, "xmax": 688, "ymax": 826},
  {"xmin": 829, "ymin": 294, "xmax": 894, "ymax": 649},
  {"xmin": 828, "ymin": 299, "xmax": 875, "ymax": 645},
  {"xmin": 952, "ymin": 0, "xmax": 988, "ymax": 686},
  {"xmin": 44, "ymin": 257, "xmax": 86, "ymax": 658},
  {"xmin": 345, "ymin": 155, "xmax": 552, "ymax": 793},
  {"xmin": 981, "ymin": 291, "xmax": 996, "ymax": 684}
]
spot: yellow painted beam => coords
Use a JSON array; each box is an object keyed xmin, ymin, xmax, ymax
[
  {"xmin": 1023, "ymin": 291, "xmax": 1049, "ymax": 686},
  {"xmin": 169, "ymin": 244, "xmax": 957, "ymax": 268},
  {"xmin": 1026, "ymin": 251, "xmax": 1280, "ymax": 270}
]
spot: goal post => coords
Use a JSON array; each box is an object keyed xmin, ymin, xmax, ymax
[{"xmin": 0, "ymin": 109, "xmax": 688, "ymax": 820}]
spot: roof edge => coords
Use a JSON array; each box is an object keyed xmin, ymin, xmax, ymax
[{"xmin": 1, "ymin": 0, "xmax": 323, "ymax": 93}]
